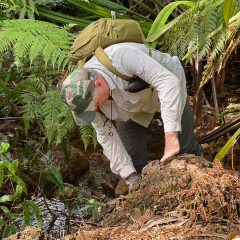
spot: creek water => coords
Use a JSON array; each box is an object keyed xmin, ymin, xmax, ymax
[{"xmin": 11, "ymin": 155, "xmax": 114, "ymax": 238}]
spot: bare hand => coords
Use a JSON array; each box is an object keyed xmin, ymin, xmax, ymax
[
  {"xmin": 128, "ymin": 182, "xmax": 133, "ymax": 191},
  {"xmin": 160, "ymin": 131, "xmax": 180, "ymax": 162},
  {"xmin": 125, "ymin": 172, "xmax": 137, "ymax": 191}
]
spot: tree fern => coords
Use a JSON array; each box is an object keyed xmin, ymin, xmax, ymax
[
  {"xmin": 157, "ymin": 0, "xmax": 240, "ymax": 87},
  {"xmin": 197, "ymin": 2, "xmax": 218, "ymax": 61}
]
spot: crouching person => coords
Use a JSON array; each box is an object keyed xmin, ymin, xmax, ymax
[{"xmin": 60, "ymin": 43, "xmax": 202, "ymax": 191}]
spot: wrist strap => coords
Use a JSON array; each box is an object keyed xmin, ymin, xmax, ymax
[{"xmin": 125, "ymin": 175, "xmax": 139, "ymax": 185}]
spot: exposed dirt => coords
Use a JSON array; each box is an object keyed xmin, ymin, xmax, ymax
[{"xmin": 5, "ymin": 226, "xmax": 50, "ymax": 240}]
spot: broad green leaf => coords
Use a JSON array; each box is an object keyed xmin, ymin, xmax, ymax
[
  {"xmin": 0, "ymin": 185, "xmax": 23, "ymax": 202},
  {"xmin": 46, "ymin": 165, "xmax": 63, "ymax": 185},
  {"xmin": 0, "ymin": 142, "xmax": 10, "ymax": 154},
  {"xmin": 214, "ymin": 128, "xmax": 240, "ymax": 162},
  {"xmin": 147, "ymin": 1, "xmax": 195, "ymax": 39},
  {"xmin": 223, "ymin": 0, "xmax": 233, "ymax": 26},
  {"xmin": 12, "ymin": 160, "xmax": 18, "ymax": 170},
  {"xmin": 11, "ymin": 175, "xmax": 27, "ymax": 194},
  {"xmin": 0, "ymin": 161, "xmax": 3, "ymax": 187},
  {"xmin": 3, "ymin": 160, "xmax": 15, "ymax": 175},
  {"xmin": 26, "ymin": 200, "xmax": 41, "ymax": 228}
]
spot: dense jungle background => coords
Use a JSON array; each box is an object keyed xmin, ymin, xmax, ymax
[{"xmin": 1, "ymin": 0, "xmax": 240, "ymax": 239}]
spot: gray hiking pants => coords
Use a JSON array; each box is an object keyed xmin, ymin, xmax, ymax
[{"xmin": 116, "ymin": 98, "xmax": 202, "ymax": 173}]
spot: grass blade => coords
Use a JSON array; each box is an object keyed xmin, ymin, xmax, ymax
[{"xmin": 214, "ymin": 128, "xmax": 240, "ymax": 162}]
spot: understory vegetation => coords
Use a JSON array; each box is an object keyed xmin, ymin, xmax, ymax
[{"xmin": 0, "ymin": 0, "xmax": 240, "ymax": 238}]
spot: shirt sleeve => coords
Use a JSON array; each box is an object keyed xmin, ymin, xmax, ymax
[
  {"xmin": 91, "ymin": 111, "xmax": 136, "ymax": 178},
  {"xmin": 115, "ymin": 48, "xmax": 184, "ymax": 133}
]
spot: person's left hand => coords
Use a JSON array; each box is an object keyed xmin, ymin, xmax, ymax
[
  {"xmin": 128, "ymin": 182, "xmax": 133, "ymax": 191},
  {"xmin": 160, "ymin": 131, "xmax": 180, "ymax": 162},
  {"xmin": 125, "ymin": 172, "xmax": 137, "ymax": 191}
]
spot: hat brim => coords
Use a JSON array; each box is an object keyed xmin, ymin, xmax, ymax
[{"xmin": 72, "ymin": 109, "xmax": 96, "ymax": 127}]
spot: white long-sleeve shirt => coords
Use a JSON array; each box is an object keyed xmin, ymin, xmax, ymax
[{"xmin": 84, "ymin": 42, "xmax": 187, "ymax": 178}]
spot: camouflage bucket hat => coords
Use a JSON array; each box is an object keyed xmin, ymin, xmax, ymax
[{"xmin": 60, "ymin": 68, "xmax": 98, "ymax": 127}]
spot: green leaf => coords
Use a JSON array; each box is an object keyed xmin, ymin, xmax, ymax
[
  {"xmin": 223, "ymin": 0, "xmax": 233, "ymax": 26},
  {"xmin": 1, "ymin": 206, "xmax": 20, "ymax": 219},
  {"xmin": 12, "ymin": 159, "xmax": 18, "ymax": 170},
  {"xmin": 18, "ymin": 202, "xmax": 31, "ymax": 229},
  {"xmin": 3, "ymin": 160, "xmax": 15, "ymax": 175},
  {"xmin": 11, "ymin": 175, "xmax": 27, "ymax": 194},
  {"xmin": 0, "ymin": 142, "xmax": 10, "ymax": 154},
  {"xmin": 9, "ymin": 224, "xmax": 17, "ymax": 235},
  {"xmin": 46, "ymin": 165, "xmax": 63, "ymax": 185},
  {"xmin": 0, "ymin": 185, "xmax": 23, "ymax": 202},
  {"xmin": 88, "ymin": 199, "xmax": 96, "ymax": 204},
  {"xmin": 2, "ymin": 224, "xmax": 11, "ymax": 239},
  {"xmin": 25, "ymin": 200, "xmax": 41, "ymax": 228},
  {"xmin": 147, "ymin": 1, "xmax": 195, "ymax": 42},
  {"xmin": 0, "ymin": 216, "xmax": 4, "ymax": 231},
  {"xmin": 41, "ymin": 171, "xmax": 65, "ymax": 194},
  {"xmin": 0, "ymin": 161, "xmax": 3, "ymax": 187},
  {"xmin": 1, "ymin": 206, "xmax": 10, "ymax": 218},
  {"xmin": 214, "ymin": 128, "xmax": 240, "ymax": 162}
]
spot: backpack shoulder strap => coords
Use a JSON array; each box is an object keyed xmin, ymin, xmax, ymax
[
  {"xmin": 94, "ymin": 45, "xmax": 152, "ymax": 81},
  {"xmin": 94, "ymin": 46, "xmax": 132, "ymax": 81}
]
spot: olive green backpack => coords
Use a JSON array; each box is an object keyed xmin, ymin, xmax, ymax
[{"xmin": 68, "ymin": 18, "xmax": 151, "ymax": 81}]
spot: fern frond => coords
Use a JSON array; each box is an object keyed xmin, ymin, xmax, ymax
[
  {"xmin": 41, "ymin": 89, "xmax": 63, "ymax": 142},
  {"xmin": 92, "ymin": 126, "xmax": 97, "ymax": 150},
  {"xmin": 56, "ymin": 105, "xmax": 74, "ymax": 145},
  {"xmin": 21, "ymin": 76, "xmax": 43, "ymax": 134},
  {"xmin": 0, "ymin": 20, "xmax": 73, "ymax": 69},
  {"xmin": 79, "ymin": 124, "xmax": 96, "ymax": 151},
  {"xmin": 210, "ymin": 28, "xmax": 228, "ymax": 61}
]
